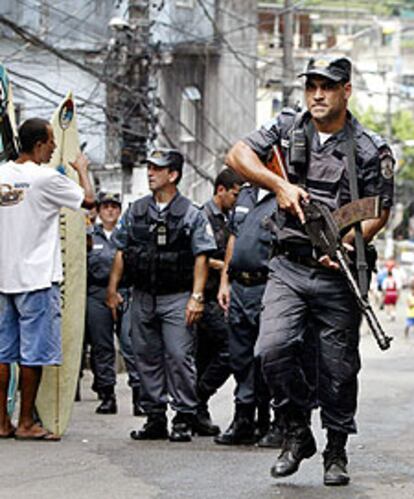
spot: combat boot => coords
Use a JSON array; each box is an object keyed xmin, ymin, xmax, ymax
[
  {"xmin": 271, "ymin": 410, "xmax": 316, "ymax": 478},
  {"xmin": 95, "ymin": 387, "xmax": 117, "ymax": 414},
  {"xmin": 132, "ymin": 387, "xmax": 145, "ymax": 417},
  {"xmin": 130, "ymin": 413, "xmax": 168, "ymax": 440},
  {"xmin": 214, "ymin": 404, "xmax": 256, "ymax": 446},
  {"xmin": 323, "ymin": 430, "xmax": 350, "ymax": 486},
  {"xmin": 169, "ymin": 412, "xmax": 193, "ymax": 442},
  {"xmin": 192, "ymin": 403, "xmax": 220, "ymax": 436},
  {"xmin": 258, "ymin": 421, "xmax": 285, "ymax": 448}
]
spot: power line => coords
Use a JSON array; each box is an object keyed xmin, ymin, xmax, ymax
[{"xmin": 194, "ymin": 0, "xmax": 258, "ymax": 78}]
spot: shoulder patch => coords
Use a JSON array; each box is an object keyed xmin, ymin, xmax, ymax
[{"xmin": 379, "ymin": 146, "xmax": 395, "ymax": 180}]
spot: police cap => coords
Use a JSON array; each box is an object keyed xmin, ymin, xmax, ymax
[
  {"xmin": 298, "ymin": 56, "xmax": 352, "ymax": 83},
  {"xmin": 145, "ymin": 148, "xmax": 184, "ymax": 172},
  {"xmin": 97, "ymin": 191, "xmax": 122, "ymax": 208}
]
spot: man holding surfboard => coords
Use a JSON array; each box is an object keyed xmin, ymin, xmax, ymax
[{"xmin": 0, "ymin": 117, "xmax": 94, "ymax": 440}]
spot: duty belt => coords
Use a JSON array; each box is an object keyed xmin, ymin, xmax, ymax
[
  {"xmin": 229, "ymin": 269, "xmax": 268, "ymax": 286},
  {"xmin": 272, "ymin": 243, "xmax": 321, "ymax": 269}
]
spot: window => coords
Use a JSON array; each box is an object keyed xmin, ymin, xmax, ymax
[{"xmin": 180, "ymin": 86, "xmax": 201, "ymax": 143}]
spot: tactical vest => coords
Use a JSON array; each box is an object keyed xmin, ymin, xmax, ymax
[
  {"xmin": 123, "ymin": 194, "xmax": 195, "ymax": 294},
  {"xmin": 275, "ymin": 109, "xmax": 354, "ymax": 243},
  {"xmin": 87, "ymin": 226, "xmax": 117, "ymax": 288}
]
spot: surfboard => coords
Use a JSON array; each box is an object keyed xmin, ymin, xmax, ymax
[
  {"xmin": 35, "ymin": 91, "xmax": 87, "ymax": 436},
  {"xmin": 0, "ymin": 62, "xmax": 20, "ymax": 418}
]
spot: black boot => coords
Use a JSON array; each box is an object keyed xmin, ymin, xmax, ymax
[
  {"xmin": 96, "ymin": 387, "xmax": 117, "ymax": 414},
  {"xmin": 132, "ymin": 387, "xmax": 145, "ymax": 417},
  {"xmin": 323, "ymin": 430, "xmax": 350, "ymax": 486},
  {"xmin": 214, "ymin": 404, "xmax": 256, "ymax": 446},
  {"xmin": 130, "ymin": 413, "xmax": 168, "ymax": 440},
  {"xmin": 271, "ymin": 409, "xmax": 316, "ymax": 478},
  {"xmin": 192, "ymin": 402, "xmax": 220, "ymax": 436},
  {"xmin": 258, "ymin": 414, "xmax": 284, "ymax": 449},
  {"xmin": 255, "ymin": 402, "xmax": 270, "ymax": 440},
  {"xmin": 169, "ymin": 412, "xmax": 193, "ymax": 442}
]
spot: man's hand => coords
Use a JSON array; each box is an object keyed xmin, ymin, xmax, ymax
[
  {"xmin": 318, "ymin": 242, "xmax": 354, "ymax": 271},
  {"xmin": 185, "ymin": 296, "xmax": 204, "ymax": 326},
  {"xmin": 106, "ymin": 288, "xmax": 124, "ymax": 321},
  {"xmin": 218, "ymin": 281, "xmax": 231, "ymax": 313},
  {"xmin": 276, "ymin": 179, "xmax": 309, "ymax": 224},
  {"xmin": 69, "ymin": 152, "xmax": 89, "ymax": 174}
]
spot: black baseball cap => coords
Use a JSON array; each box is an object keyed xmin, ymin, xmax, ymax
[
  {"xmin": 298, "ymin": 56, "xmax": 352, "ymax": 83},
  {"xmin": 97, "ymin": 192, "xmax": 122, "ymax": 208},
  {"xmin": 145, "ymin": 148, "xmax": 184, "ymax": 171}
]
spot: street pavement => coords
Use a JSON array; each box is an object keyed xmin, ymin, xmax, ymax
[{"xmin": 1, "ymin": 293, "xmax": 414, "ymax": 499}]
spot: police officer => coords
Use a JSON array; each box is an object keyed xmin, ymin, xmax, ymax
[
  {"xmin": 106, "ymin": 148, "xmax": 216, "ymax": 442},
  {"xmin": 226, "ymin": 56, "xmax": 394, "ymax": 485},
  {"xmin": 214, "ymin": 185, "xmax": 277, "ymax": 446},
  {"xmin": 194, "ymin": 168, "xmax": 243, "ymax": 436},
  {"xmin": 87, "ymin": 192, "xmax": 142, "ymax": 415}
]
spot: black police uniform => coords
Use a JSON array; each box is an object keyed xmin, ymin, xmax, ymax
[
  {"xmin": 243, "ymin": 106, "xmax": 394, "ymax": 473},
  {"xmin": 194, "ymin": 198, "xmax": 232, "ymax": 435},
  {"xmin": 214, "ymin": 186, "xmax": 277, "ymax": 445},
  {"xmin": 87, "ymin": 222, "xmax": 141, "ymax": 413},
  {"xmin": 112, "ymin": 191, "xmax": 216, "ymax": 441}
]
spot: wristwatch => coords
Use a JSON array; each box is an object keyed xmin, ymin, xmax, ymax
[{"xmin": 191, "ymin": 292, "xmax": 204, "ymax": 304}]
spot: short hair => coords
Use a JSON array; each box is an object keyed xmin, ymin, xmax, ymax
[
  {"xmin": 214, "ymin": 168, "xmax": 243, "ymax": 194},
  {"xmin": 18, "ymin": 118, "xmax": 50, "ymax": 153}
]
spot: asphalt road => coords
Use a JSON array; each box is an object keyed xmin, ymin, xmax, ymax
[{"xmin": 1, "ymin": 296, "xmax": 414, "ymax": 499}]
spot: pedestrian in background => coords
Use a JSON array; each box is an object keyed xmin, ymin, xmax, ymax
[{"xmin": 404, "ymin": 281, "xmax": 414, "ymax": 338}]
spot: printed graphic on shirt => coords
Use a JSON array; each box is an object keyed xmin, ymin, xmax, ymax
[{"xmin": 0, "ymin": 183, "xmax": 25, "ymax": 206}]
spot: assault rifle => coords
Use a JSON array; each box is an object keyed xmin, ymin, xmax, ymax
[{"xmin": 266, "ymin": 145, "xmax": 393, "ymax": 351}]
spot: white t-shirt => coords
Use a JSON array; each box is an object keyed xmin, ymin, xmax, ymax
[{"xmin": 0, "ymin": 160, "xmax": 84, "ymax": 293}]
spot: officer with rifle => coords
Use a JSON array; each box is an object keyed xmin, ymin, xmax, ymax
[
  {"xmin": 106, "ymin": 148, "xmax": 216, "ymax": 442},
  {"xmin": 225, "ymin": 56, "xmax": 394, "ymax": 486}
]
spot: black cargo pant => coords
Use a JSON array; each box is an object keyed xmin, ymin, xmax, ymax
[
  {"xmin": 196, "ymin": 299, "xmax": 230, "ymax": 401},
  {"xmin": 256, "ymin": 256, "xmax": 361, "ymax": 434},
  {"xmin": 87, "ymin": 288, "xmax": 140, "ymax": 391}
]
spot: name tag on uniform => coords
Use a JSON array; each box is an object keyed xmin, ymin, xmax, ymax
[
  {"xmin": 93, "ymin": 244, "xmax": 104, "ymax": 250},
  {"xmin": 235, "ymin": 206, "xmax": 249, "ymax": 214}
]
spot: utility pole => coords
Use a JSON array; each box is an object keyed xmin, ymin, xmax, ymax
[
  {"xmin": 107, "ymin": 0, "xmax": 155, "ymax": 196},
  {"xmin": 282, "ymin": 0, "xmax": 295, "ymax": 107}
]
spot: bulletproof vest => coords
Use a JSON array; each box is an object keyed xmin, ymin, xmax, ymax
[
  {"xmin": 276, "ymin": 110, "xmax": 352, "ymax": 244},
  {"xmin": 87, "ymin": 225, "xmax": 117, "ymax": 288},
  {"xmin": 123, "ymin": 194, "xmax": 195, "ymax": 294},
  {"xmin": 203, "ymin": 201, "xmax": 231, "ymax": 296},
  {"xmin": 229, "ymin": 188, "xmax": 277, "ymax": 273}
]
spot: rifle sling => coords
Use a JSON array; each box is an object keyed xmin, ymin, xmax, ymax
[{"xmin": 342, "ymin": 128, "xmax": 369, "ymax": 297}]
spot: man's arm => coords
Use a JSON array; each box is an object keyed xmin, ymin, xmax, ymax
[
  {"xmin": 342, "ymin": 208, "xmax": 390, "ymax": 246},
  {"xmin": 106, "ymin": 250, "xmax": 125, "ymax": 321},
  {"xmin": 226, "ymin": 141, "xmax": 309, "ymax": 222},
  {"xmin": 217, "ymin": 234, "xmax": 236, "ymax": 312},
  {"xmin": 69, "ymin": 153, "xmax": 95, "ymax": 208},
  {"xmin": 186, "ymin": 254, "xmax": 209, "ymax": 326}
]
